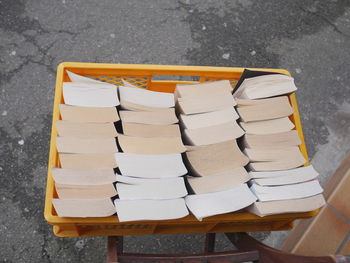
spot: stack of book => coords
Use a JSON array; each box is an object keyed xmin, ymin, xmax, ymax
[
  {"xmin": 53, "ymin": 72, "xmax": 120, "ymax": 217},
  {"xmin": 175, "ymin": 80, "xmax": 257, "ymax": 221},
  {"xmin": 115, "ymin": 80, "xmax": 188, "ymax": 222},
  {"xmin": 53, "ymin": 72, "xmax": 189, "ymax": 221},
  {"xmin": 233, "ymin": 69, "xmax": 325, "ymax": 216}
]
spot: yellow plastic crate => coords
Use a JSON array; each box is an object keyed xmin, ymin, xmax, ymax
[{"xmin": 44, "ymin": 62, "xmax": 318, "ymax": 237}]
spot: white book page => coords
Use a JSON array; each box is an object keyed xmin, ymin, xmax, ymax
[
  {"xmin": 240, "ymin": 75, "xmax": 297, "ymax": 99},
  {"xmin": 250, "ymin": 180, "xmax": 323, "ymax": 201},
  {"xmin": 115, "ymin": 153, "xmax": 187, "ymax": 178},
  {"xmin": 249, "ymin": 165, "xmax": 318, "ymax": 178},
  {"xmin": 253, "ymin": 171, "xmax": 318, "ymax": 186},
  {"xmin": 63, "ymin": 82, "xmax": 119, "ymax": 107},
  {"xmin": 116, "ymin": 178, "xmax": 187, "ymax": 200},
  {"xmin": 115, "ymin": 199, "xmax": 189, "ymax": 222},
  {"xmin": 185, "ymin": 184, "xmax": 257, "ymax": 221},
  {"xmin": 119, "ymin": 85, "xmax": 175, "ymax": 108},
  {"xmin": 67, "ymin": 71, "xmax": 112, "ymax": 84}
]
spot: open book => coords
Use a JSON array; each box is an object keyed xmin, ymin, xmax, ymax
[
  {"xmin": 63, "ymin": 82, "xmax": 120, "ymax": 107},
  {"xmin": 179, "ymin": 108, "xmax": 239, "ymax": 129},
  {"xmin": 250, "ymin": 165, "xmax": 319, "ymax": 186},
  {"xmin": 116, "ymin": 177, "xmax": 187, "ymax": 200},
  {"xmin": 59, "ymin": 104, "xmax": 120, "ymax": 123},
  {"xmin": 243, "ymin": 130, "xmax": 301, "ymax": 148},
  {"xmin": 119, "ymin": 109, "xmax": 178, "ymax": 125},
  {"xmin": 115, "ymin": 153, "xmax": 187, "ymax": 178},
  {"xmin": 53, "ymin": 198, "xmax": 116, "ymax": 217},
  {"xmin": 118, "ymin": 134, "xmax": 186, "ymax": 154},
  {"xmin": 122, "ymin": 123, "xmax": 181, "ymax": 137},
  {"xmin": 52, "ymin": 167, "xmax": 116, "ymax": 185},
  {"xmin": 119, "ymin": 84, "xmax": 175, "ymax": 108},
  {"xmin": 56, "ymin": 137, "xmax": 118, "ymax": 154},
  {"xmin": 245, "ymin": 147, "xmax": 306, "ymax": 171},
  {"xmin": 185, "ymin": 141, "xmax": 249, "ymax": 177},
  {"xmin": 187, "ymin": 170, "xmax": 250, "ymax": 194},
  {"xmin": 185, "ymin": 184, "xmax": 257, "ymax": 221},
  {"xmin": 240, "ymin": 117, "xmax": 295, "ymax": 135},
  {"xmin": 247, "ymin": 194, "xmax": 325, "ymax": 217},
  {"xmin": 233, "ymin": 73, "xmax": 297, "ymax": 99},
  {"xmin": 59, "ymin": 153, "xmax": 117, "ymax": 169},
  {"xmin": 67, "ymin": 71, "xmax": 106, "ymax": 84},
  {"xmin": 250, "ymin": 180, "xmax": 323, "ymax": 202},
  {"xmin": 236, "ymin": 96, "xmax": 294, "ymax": 122},
  {"xmin": 55, "ymin": 183, "xmax": 117, "ymax": 199},
  {"xmin": 176, "ymin": 80, "xmax": 233, "ymax": 98},
  {"xmin": 115, "ymin": 198, "xmax": 189, "ymax": 222},
  {"xmin": 56, "ymin": 120, "xmax": 118, "ymax": 138},
  {"xmin": 184, "ymin": 122, "xmax": 245, "ymax": 146},
  {"xmin": 177, "ymin": 94, "xmax": 236, "ymax": 115}
]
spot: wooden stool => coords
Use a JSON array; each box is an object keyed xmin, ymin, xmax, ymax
[{"xmin": 107, "ymin": 233, "xmax": 350, "ymax": 263}]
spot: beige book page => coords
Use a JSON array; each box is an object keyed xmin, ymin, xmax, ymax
[
  {"xmin": 120, "ymin": 100, "xmax": 174, "ymax": 112},
  {"xmin": 119, "ymin": 109, "xmax": 178, "ymax": 125},
  {"xmin": 180, "ymin": 107, "xmax": 239, "ymax": 129},
  {"xmin": 59, "ymin": 104, "xmax": 119, "ymax": 123},
  {"xmin": 237, "ymin": 97, "xmax": 294, "ymax": 122},
  {"xmin": 240, "ymin": 117, "xmax": 295, "ymax": 135},
  {"xmin": 52, "ymin": 168, "xmax": 116, "ymax": 185},
  {"xmin": 248, "ymin": 153, "xmax": 306, "ymax": 171},
  {"xmin": 52, "ymin": 198, "xmax": 116, "ymax": 217},
  {"xmin": 59, "ymin": 153, "xmax": 117, "ymax": 169},
  {"xmin": 55, "ymin": 183, "xmax": 117, "ymax": 199},
  {"xmin": 244, "ymin": 147, "xmax": 302, "ymax": 162},
  {"xmin": 56, "ymin": 137, "xmax": 118, "ymax": 154},
  {"xmin": 56, "ymin": 120, "xmax": 118, "ymax": 138},
  {"xmin": 187, "ymin": 169, "xmax": 250, "ymax": 194},
  {"xmin": 118, "ymin": 134, "xmax": 186, "ymax": 154},
  {"xmin": 236, "ymin": 96, "xmax": 289, "ymax": 107},
  {"xmin": 122, "ymin": 123, "xmax": 181, "ymax": 137},
  {"xmin": 242, "ymin": 75, "xmax": 297, "ymax": 100},
  {"xmin": 176, "ymin": 80, "xmax": 233, "ymax": 98},
  {"xmin": 243, "ymin": 130, "xmax": 301, "ymax": 148},
  {"xmin": 247, "ymin": 194, "xmax": 325, "ymax": 217},
  {"xmin": 186, "ymin": 141, "xmax": 249, "ymax": 176},
  {"xmin": 184, "ymin": 122, "xmax": 245, "ymax": 146},
  {"xmin": 177, "ymin": 94, "xmax": 236, "ymax": 115}
]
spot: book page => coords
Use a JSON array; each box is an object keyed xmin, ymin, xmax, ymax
[
  {"xmin": 115, "ymin": 153, "xmax": 187, "ymax": 178},
  {"xmin": 115, "ymin": 199, "xmax": 189, "ymax": 222}
]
